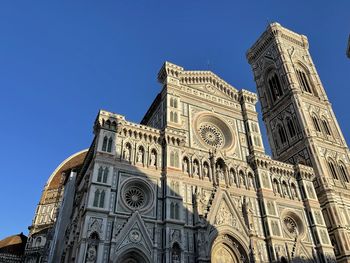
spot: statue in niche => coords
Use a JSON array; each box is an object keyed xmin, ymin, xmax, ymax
[
  {"xmin": 282, "ymin": 183, "xmax": 288, "ymax": 196},
  {"xmin": 150, "ymin": 151, "xmax": 156, "ymax": 166},
  {"xmin": 307, "ymin": 184, "xmax": 315, "ymax": 199},
  {"xmin": 183, "ymin": 159, "xmax": 189, "ymax": 175},
  {"xmin": 137, "ymin": 148, "xmax": 143, "ymax": 163},
  {"xmin": 193, "ymin": 162, "xmax": 199, "ymax": 176},
  {"xmin": 203, "ymin": 164, "xmax": 209, "ymax": 178},
  {"xmin": 262, "ymin": 173, "xmax": 269, "ymax": 188},
  {"xmin": 123, "ymin": 145, "xmax": 131, "ymax": 161},
  {"xmin": 291, "ymin": 185, "xmax": 298, "ymax": 198},
  {"xmin": 216, "ymin": 164, "xmax": 225, "ymax": 182},
  {"xmin": 172, "ymin": 252, "xmax": 180, "ymax": 263},
  {"xmin": 242, "ymin": 196, "xmax": 255, "ymax": 232},
  {"xmin": 197, "ymin": 232, "xmax": 207, "ymax": 257},
  {"xmin": 85, "ymin": 245, "xmax": 97, "ymax": 263},
  {"xmin": 195, "ymin": 188, "xmax": 208, "ymax": 217}
]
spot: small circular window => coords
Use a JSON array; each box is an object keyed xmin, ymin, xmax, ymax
[
  {"xmin": 283, "ymin": 216, "xmax": 297, "ymax": 234},
  {"xmin": 282, "ymin": 212, "xmax": 305, "ymax": 237},
  {"xmin": 121, "ymin": 178, "xmax": 154, "ymax": 212}
]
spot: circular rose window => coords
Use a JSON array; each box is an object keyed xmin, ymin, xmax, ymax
[
  {"xmin": 282, "ymin": 212, "xmax": 305, "ymax": 237},
  {"xmin": 194, "ymin": 113, "xmax": 235, "ymax": 150},
  {"xmin": 124, "ymin": 187, "xmax": 145, "ymax": 208},
  {"xmin": 283, "ymin": 217, "xmax": 297, "ymax": 234},
  {"xmin": 199, "ymin": 123, "xmax": 224, "ymax": 148},
  {"xmin": 121, "ymin": 178, "xmax": 153, "ymax": 212}
]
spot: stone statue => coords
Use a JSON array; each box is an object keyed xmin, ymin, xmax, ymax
[
  {"xmin": 203, "ymin": 164, "xmax": 209, "ymax": 178},
  {"xmin": 150, "ymin": 151, "xmax": 156, "ymax": 166},
  {"xmin": 183, "ymin": 159, "xmax": 189, "ymax": 174},
  {"xmin": 137, "ymin": 149, "xmax": 143, "ymax": 163},
  {"xmin": 85, "ymin": 245, "xmax": 97, "ymax": 263},
  {"xmin": 193, "ymin": 162, "xmax": 199, "ymax": 176},
  {"xmin": 123, "ymin": 146, "xmax": 130, "ymax": 161}
]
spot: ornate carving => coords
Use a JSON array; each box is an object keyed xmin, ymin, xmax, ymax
[
  {"xmin": 215, "ymin": 202, "xmax": 236, "ymax": 227},
  {"xmin": 88, "ymin": 218, "xmax": 103, "ymax": 236},
  {"xmin": 128, "ymin": 229, "xmax": 141, "ymax": 243}
]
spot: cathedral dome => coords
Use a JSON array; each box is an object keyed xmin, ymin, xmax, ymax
[
  {"xmin": 0, "ymin": 233, "xmax": 27, "ymax": 255},
  {"xmin": 45, "ymin": 149, "xmax": 88, "ymax": 191}
]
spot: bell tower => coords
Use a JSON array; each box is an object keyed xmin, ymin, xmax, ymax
[{"xmin": 247, "ymin": 23, "xmax": 350, "ymax": 262}]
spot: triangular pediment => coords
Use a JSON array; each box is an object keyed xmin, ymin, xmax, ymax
[
  {"xmin": 207, "ymin": 189, "xmax": 249, "ymax": 238},
  {"xmin": 114, "ymin": 211, "xmax": 154, "ymax": 253}
]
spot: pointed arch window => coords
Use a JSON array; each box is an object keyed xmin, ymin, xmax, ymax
[
  {"xmin": 296, "ymin": 69, "xmax": 312, "ymax": 93},
  {"xmin": 328, "ymin": 160, "xmax": 338, "ymax": 180},
  {"xmin": 99, "ymin": 190, "xmax": 105, "ymax": 208},
  {"xmin": 286, "ymin": 117, "xmax": 296, "ymax": 138},
  {"xmin": 339, "ymin": 164, "xmax": 349, "ymax": 183},
  {"xmin": 268, "ymin": 73, "xmax": 283, "ymax": 102},
  {"xmin": 170, "ymin": 202, "xmax": 175, "ymax": 218},
  {"xmin": 277, "ymin": 124, "xmax": 287, "ymax": 144},
  {"xmin": 312, "ymin": 115, "xmax": 321, "ymax": 132},
  {"xmin": 107, "ymin": 137, "xmax": 113, "ymax": 152},
  {"xmin": 93, "ymin": 190, "xmax": 100, "ymax": 207},
  {"xmin": 97, "ymin": 167, "xmax": 103, "ymax": 182},
  {"xmin": 102, "ymin": 136, "xmax": 108, "ymax": 151},
  {"xmin": 322, "ymin": 119, "xmax": 331, "ymax": 135},
  {"xmin": 103, "ymin": 168, "xmax": 109, "ymax": 183}
]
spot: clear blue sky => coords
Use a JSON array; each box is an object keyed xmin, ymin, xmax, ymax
[{"xmin": 0, "ymin": 1, "xmax": 349, "ymax": 239}]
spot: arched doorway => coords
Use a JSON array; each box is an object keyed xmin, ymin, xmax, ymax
[
  {"xmin": 117, "ymin": 250, "xmax": 149, "ymax": 263},
  {"xmin": 211, "ymin": 235, "xmax": 248, "ymax": 263}
]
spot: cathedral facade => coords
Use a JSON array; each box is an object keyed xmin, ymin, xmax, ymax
[{"xmin": 25, "ymin": 23, "xmax": 350, "ymax": 263}]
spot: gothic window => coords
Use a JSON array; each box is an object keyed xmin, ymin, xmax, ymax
[
  {"xmin": 339, "ymin": 163, "xmax": 349, "ymax": 183},
  {"xmin": 102, "ymin": 136, "xmax": 108, "ymax": 151},
  {"xmin": 107, "ymin": 137, "xmax": 113, "ymax": 152},
  {"xmin": 277, "ymin": 124, "xmax": 287, "ymax": 144},
  {"xmin": 97, "ymin": 167, "xmax": 103, "ymax": 182},
  {"xmin": 105, "ymin": 119, "xmax": 111, "ymax": 129},
  {"xmin": 174, "ymin": 203, "xmax": 180, "ymax": 219},
  {"xmin": 321, "ymin": 118, "xmax": 332, "ymax": 135},
  {"xmin": 296, "ymin": 69, "xmax": 312, "ymax": 93},
  {"xmin": 93, "ymin": 189, "xmax": 100, "ymax": 207},
  {"xmin": 103, "ymin": 167, "xmax": 109, "ymax": 183},
  {"xmin": 327, "ymin": 160, "xmax": 338, "ymax": 180},
  {"xmin": 99, "ymin": 190, "xmax": 105, "ymax": 208},
  {"xmin": 111, "ymin": 121, "xmax": 117, "ymax": 130},
  {"xmin": 34, "ymin": 237, "xmax": 42, "ymax": 247},
  {"xmin": 267, "ymin": 73, "xmax": 283, "ymax": 102},
  {"xmin": 170, "ymin": 97, "xmax": 178, "ymax": 108},
  {"xmin": 286, "ymin": 117, "xmax": 296, "ymax": 138},
  {"xmin": 312, "ymin": 115, "xmax": 321, "ymax": 132},
  {"xmin": 170, "ymin": 202, "xmax": 175, "ymax": 218},
  {"xmin": 93, "ymin": 189, "xmax": 105, "ymax": 208}
]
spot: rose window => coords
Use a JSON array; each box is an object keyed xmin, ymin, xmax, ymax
[
  {"xmin": 198, "ymin": 124, "xmax": 224, "ymax": 148},
  {"xmin": 283, "ymin": 216, "xmax": 298, "ymax": 234},
  {"xmin": 124, "ymin": 187, "xmax": 145, "ymax": 208},
  {"xmin": 121, "ymin": 179, "xmax": 154, "ymax": 212}
]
